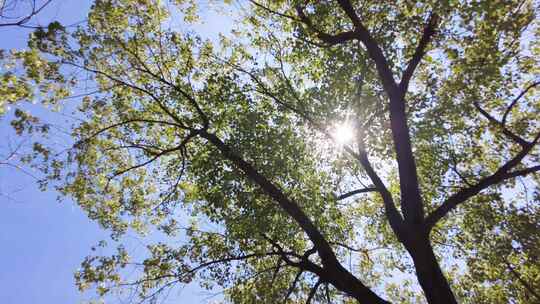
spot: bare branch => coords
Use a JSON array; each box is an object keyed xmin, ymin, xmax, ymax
[{"xmin": 0, "ymin": 0, "xmax": 52, "ymax": 28}]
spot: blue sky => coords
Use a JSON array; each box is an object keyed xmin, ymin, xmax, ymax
[{"xmin": 0, "ymin": 1, "xmax": 233, "ymax": 303}]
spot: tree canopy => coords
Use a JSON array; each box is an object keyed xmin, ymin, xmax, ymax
[{"xmin": 2, "ymin": 0, "xmax": 540, "ymax": 303}]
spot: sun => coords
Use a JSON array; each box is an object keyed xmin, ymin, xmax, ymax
[{"xmin": 332, "ymin": 123, "xmax": 355, "ymax": 145}]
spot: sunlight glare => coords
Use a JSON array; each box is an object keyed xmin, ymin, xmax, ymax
[{"xmin": 332, "ymin": 123, "xmax": 355, "ymax": 145}]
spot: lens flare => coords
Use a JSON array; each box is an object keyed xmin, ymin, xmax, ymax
[{"xmin": 332, "ymin": 123, "xmax": 354, "ymax": 144}]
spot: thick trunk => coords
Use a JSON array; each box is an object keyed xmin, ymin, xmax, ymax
[{"xmin": 406, "ymin": 236, "xmax": 458, "ymax": 304}]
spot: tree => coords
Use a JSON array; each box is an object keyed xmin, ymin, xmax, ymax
[{"xmin": 5, "ymin": 0, "xmax": 540, "ymax": 303}]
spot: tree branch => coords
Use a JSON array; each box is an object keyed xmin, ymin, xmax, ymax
[
  {"xmin": 336, "ymin": 187, "xmax": 378, "ymax": 200},
  {"xmin": 262, "ymin": 234, "xmax": 324, "ymax": 276},
  {"xmin": 182, "ymin": 252, "xmax": 280, "ymax": 277},
  {"xmin": 283, "ymin": 270, "xmax": 304, "ymax": 303},
  {"xmin": 76, "ymin": 118, "xmax": 188, "ymax": 147},
  {"xmin": 116, "ymin": 38, "xmax": 210, "ymax": 128},
  {"xmin": 334, "ymin": 0, "xmax": 424, "ymax": 224},
  {"xmin": 201, "ymin": 130, "xmax": 339, "ymax": 268},
  {"xmin": 217, "ymin": 55, "xmax": 397, "ymax": 220},
  {"xmin": 503, "ymin": 165, "xmax": 540, "ymax": 179},
  {"xmin": 0, "ymin": 0, "xmax": 52, "ymax": 28},
  {"xmin": 295, "ymin": 5, "xmax": 357, "ymax": 46},
  {"xmin": 504, "ymin": 258, "xmax": 540, "ymax": 301},
  {"xmin": 201, "ymin": 131, "xmax": 389, "ymax": 303},
  {"xmin": 249, "ymin": 1, "xmax": 299, "ymax": 22},
  {"xmin": 106, "ymin": 129, "xmax": 199, "ymax": 185},
  {"xmin": 399, "ymin": 13, "xmax": 439, "ymax": 93},
  {"xmin": 332, "ymin": 0, "xmax": 397, "ymax": 94},
  {"xmin": 62, "ymin": 61, "xmax": 190, "ymax": 130},
  {"xmin": 502, "ymin": 81, "xmax": 540, "ymax": 126},
  {"xmin": 473, "ymin": 101, "xmax": 529, "ymax": 147},
  {"xmin": 336, "ymin": 0, "xmax": 361, "ymax": 27},
  {"xmin": 344, "ymin": 146, "xmax": 406, "ymax": 238},
  {"xmin": 425, "ymin": 133, "xmax": 540, "ymax": 230},
  {"xmin": 306, "ymin": 279, "xmax": 322, "ymax": 304}
]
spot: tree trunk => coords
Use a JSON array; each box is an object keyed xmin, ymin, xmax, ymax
[{"xmin": 406, "ymin": 236, "xmax": 458, "ymax": 304}]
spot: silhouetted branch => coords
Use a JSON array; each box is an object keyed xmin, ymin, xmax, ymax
[
  {"xmin": 473, "ymin": 101, "xmax": 529, "ymax": 147},
  {"xmin": 283, "ymin": 270, "xmax": 304, "ymax": 303},
  {"xmin": 249, "ymin": 1, "xmax": 298, "ymax": 22},
  {"xmin": 399, "ymin": 13, "xmax": 439, "ymax": 92},
  {"xmin": 502, "ymin": 81, "xmax": 540, "ymax": 125},
  {"xmin": 426, "ymin": 132, "xmax": 540, "ymax": 229},
  {"xmin": 336, "ymin": 187, "xmax": 378, "ymax": 200},
  {"xmin": 306, "ymin": 279, "xmax": 322, "ymax": 304},
  {"xmin": 295, "ymin": 4, "xmax": 356, "ymax": 46}
]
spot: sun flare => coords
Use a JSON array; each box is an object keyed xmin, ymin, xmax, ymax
[{"xmin": 332, "ymin": 123, "xmax": 355, "ymax": 145}]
